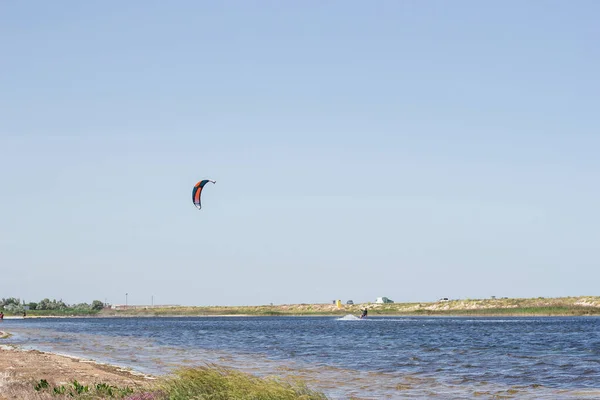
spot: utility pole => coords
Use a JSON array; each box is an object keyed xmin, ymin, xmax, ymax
[{"xmin": 126, "ymin": 293, "xmax": 128, "ymax": 308}]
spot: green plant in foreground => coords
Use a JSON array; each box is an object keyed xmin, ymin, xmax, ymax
[
  {"xmin": 34, "ymin": 379, "xmax": 49, "ymax": 391},
  {"xmin": 95, "ymin": 382, "xmax": 132, "ymax": 397},
  {"xmin": 72, "ymin": 380, "xmax": 89, "ymax": 395},
  {"xmin": 33, "ymin": 379, "xmax": 137, "ymax": 398},
  {"xmin": 53, "ymin": 385, "xmax": 66, "ymax": 395},
  {"xmin": 96, "ymin": 383, "xmax": 135, "ymax": 398},
  {"xmin": 158, "ymin": 364, "xmax": 329, "ymax": 400}
]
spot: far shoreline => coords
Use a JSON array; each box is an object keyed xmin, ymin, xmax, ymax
[
  {"xmin": 9, "ymin": 313, "xmax": 600, "ymax": 319},
  {"xmin": 5, "ymin": 295, "xmax": 600, "ymax": 319}
]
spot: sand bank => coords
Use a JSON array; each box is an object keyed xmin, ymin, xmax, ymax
[{"xmin": 0, "ymin": 332, "xmax": 154, "ymax": 399}]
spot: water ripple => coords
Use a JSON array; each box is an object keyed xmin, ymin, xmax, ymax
[{"xmin": 2, "ymin": 316, "xmax": 600, "ymax": 398}]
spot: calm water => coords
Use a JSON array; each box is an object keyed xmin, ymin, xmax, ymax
[{"xmin": 3, "ymin": 315, "xmax": 600, "ymax": 399}]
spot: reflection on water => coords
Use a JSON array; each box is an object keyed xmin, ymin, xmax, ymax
[{"xmin": 3, "ymin": 316, "xmax": 600, "ymax": 399}]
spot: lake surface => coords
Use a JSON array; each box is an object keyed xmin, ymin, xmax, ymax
[{"xmin": 3, "ymin": 315, "xmax": 600, "ymax": 399}]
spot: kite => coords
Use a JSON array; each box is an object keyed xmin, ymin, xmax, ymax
[{"xmin": 192, "ymin": 179, "xmax": 216, "ymax": 210}]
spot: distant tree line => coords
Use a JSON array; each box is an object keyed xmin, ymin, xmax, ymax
[{"xmin": 0, "ymin": 297, "xmax": 105, "ymax": 313}]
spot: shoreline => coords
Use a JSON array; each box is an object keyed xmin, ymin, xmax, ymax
[
  {"xmin": 6, "ymin": 296, "xmax": 600, "ymax": 319},
  {"xmin": 0, "ymin": 331, "xmax": 336, "ymax": 399},
  {"xmin": 7, "ymin": 312, "xmax": 600, "ymax": 319},
  {"xmin": 0, "ymin": 332, "xmax": 156, "ymax": 399},
  {"xmin": 0, "ymin": 331, "xmax": 155, "ymax": 380}
]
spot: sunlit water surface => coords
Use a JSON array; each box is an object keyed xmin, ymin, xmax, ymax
[{"xmin": 3, "ymin": 316, "xmax": 600, "ymax": 399}]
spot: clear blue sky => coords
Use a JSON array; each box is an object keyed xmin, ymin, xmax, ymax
[{"xmin": 1, "ymin": 1, "xmax": 598, "ymax": 306}]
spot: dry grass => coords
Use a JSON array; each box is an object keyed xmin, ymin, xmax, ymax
[
  {"xmin": 94, "ymin": 296, "xmax": 600, "ymax": 317},
  {"xmin": 0, "ymin": 371, "xmax": 55, "ymax": 399},
  {"xmin": 0, "ymin": 366, "xmax": 329, "ymax": 400},
  {"xmin": 156, "ymin": 364, "xmax": 329, "ymax": 400}
]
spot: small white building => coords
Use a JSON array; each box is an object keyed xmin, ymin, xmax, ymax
[{"xmin": 376, "ymin": 297, "xmax": 394, "ymax": 304}]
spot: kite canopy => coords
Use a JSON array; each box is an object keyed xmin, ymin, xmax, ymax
[{"xmin": 192, "ymin": 179, "xmax": 216, "ymax": 209}]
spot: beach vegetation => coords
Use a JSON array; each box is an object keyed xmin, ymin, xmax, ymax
[
  {"xmin": 29, "ymin": 366, "xmax": 328, "ymax": 399},
  {"xmin": 92, "ymin": 300, "xmax": 105, "ymax": 311},
  {"xmin": 33, "ymin": 378, "xmax": 136, "ymax": 398},
  {"xmin": 3, "ymin": 303, "xmax": 24, "ymax": 313},
  {"xmin": 156, "ymin": 364, "xmax": 329, "ymax": 400},
  {"xmin": 1, "ymin": 297, "xmax": 25, "ymax": 313},
  {"xmin": 0, "ymin": 297, "xmax": 106, "ymax": 316},
  {"xmin": 37, "ymin": 298, "xmax": 69, "ymax": 311}
]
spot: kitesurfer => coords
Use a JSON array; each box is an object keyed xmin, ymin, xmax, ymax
[{"xmin": 360, "ymin": 308, "xmax": 368, "ymax": 319}]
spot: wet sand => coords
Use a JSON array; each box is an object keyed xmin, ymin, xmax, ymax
[{"xmin": 0, "ymin": 332, "xmax": 155, "ymax": 399}]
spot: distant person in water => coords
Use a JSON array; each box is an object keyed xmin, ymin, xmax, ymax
[
  {"xmin": 0, "ymin": 312, "xmax": 3, "ymax": 320},
  {"xmin": 360, "ymin": 308, "xmax": 368, "ymax": 319}
]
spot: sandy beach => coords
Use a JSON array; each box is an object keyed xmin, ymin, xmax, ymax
[{"xmin": 0, "ymin": 332, "xmax": 155, "ymax": 399}]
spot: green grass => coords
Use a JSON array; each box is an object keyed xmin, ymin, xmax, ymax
[
  {"xmin": 31, "ymin": 365, "xmax": 329, "ymax": 400},
  {"xmin": 32, "ymin": 379, "xmax": 137, "ymax": 398},
  {"xmin": 22, "ymin": 309, "xmax": 101, "ymax": 317},
  {"xmin": 157, "ymin": 364, "xmax": 329, "ymax": 400}
]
